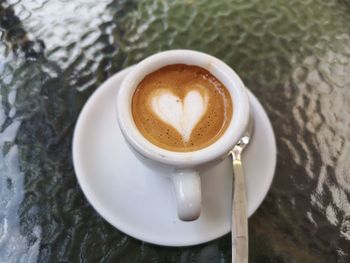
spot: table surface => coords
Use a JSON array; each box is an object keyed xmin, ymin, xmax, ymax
[{"xmin": 1, "ymin": 0, "xmax": 350, "ymax": 262}]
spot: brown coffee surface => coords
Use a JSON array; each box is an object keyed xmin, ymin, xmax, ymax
[{"xmin": 132, "ymin": 64, "xmax": 233, "ymax": 152}]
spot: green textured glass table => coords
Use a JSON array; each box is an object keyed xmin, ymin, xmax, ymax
[{"xmin": 1, "ymin": 0, "xmax": 350, "ymax": 262}]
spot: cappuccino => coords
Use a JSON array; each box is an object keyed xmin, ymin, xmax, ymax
[{"xmin": 132, "ymin": 64, "xmax": 233, "ymax": 152}]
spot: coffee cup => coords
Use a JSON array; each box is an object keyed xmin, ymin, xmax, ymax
[{"xmin": 117, "ymin": 50, "xmax": 250, "ymax": 221}]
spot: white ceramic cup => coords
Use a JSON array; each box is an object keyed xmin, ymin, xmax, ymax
[{"xmin": 117, "ymin": 50, "xmax": 250, "ymax": 221}]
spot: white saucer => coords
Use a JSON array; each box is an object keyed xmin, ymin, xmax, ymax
[{"xmin": 72, "ymin": 66, "xmax": 276, "ymax": 247}]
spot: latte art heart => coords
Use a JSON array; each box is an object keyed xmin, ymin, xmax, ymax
[
  {"xmin": 132, "ymin": 64, "xmax": 233, "ymax": 152},
  {"xmin": 151, "ymin": 90, "xmax": 208, "ymax": 142}
]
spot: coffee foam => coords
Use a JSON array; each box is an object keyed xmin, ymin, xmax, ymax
[
  {"xmin": 150, "ymin": 89, "xmax": 208, "ymax": 143},
  {"xmin": 132, "ymin": 64, "xmax": 233, "ymax": 152}
]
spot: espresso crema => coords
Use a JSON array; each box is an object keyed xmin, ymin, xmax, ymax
[{"xmin": 132, "ymin": 64, "xmax": 233, "ymax": 152}]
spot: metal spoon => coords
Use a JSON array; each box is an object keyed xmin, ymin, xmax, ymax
[{"xmin": 230, "ymin": 110, "xmax": 254, "ymax": 263}]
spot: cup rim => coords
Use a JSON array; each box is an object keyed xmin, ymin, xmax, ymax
[{"xmin": 117, "ymin": 49, "xmax": 249, "ymax": 167}]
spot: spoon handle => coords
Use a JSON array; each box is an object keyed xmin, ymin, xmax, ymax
[{"xmin": 232, "ymin": 154, "xmax": 248, "ymax": 263}]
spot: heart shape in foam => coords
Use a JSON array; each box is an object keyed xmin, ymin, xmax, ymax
[{"xmin": 151, "ymin": 90, "xmax": 207, "ymax": 143}]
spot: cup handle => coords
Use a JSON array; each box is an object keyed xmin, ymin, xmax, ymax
[{"xmin": 172, "ymin": 169, "xmax": 201, "ymax": 221}]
